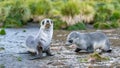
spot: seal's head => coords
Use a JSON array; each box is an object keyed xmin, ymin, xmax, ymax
[
  {"xmin": 65, "ymin": 31, "xmax": 80, "ymax": 46},
  {"xmin": 40, "ymin": 19, "xmax": 53, "ymax": 29}
]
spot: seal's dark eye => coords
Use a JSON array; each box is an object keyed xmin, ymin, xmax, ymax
[
  {"xmin": 51, "ymin": 20, "xmax": 53, "ymax": 24},
  {"xmin": 68, "ymin": 40, "xmax": 73, "ymax": 43},
  {"xmin": 42, "ymin": 21, "xmax": 44, "ymax": 25}
]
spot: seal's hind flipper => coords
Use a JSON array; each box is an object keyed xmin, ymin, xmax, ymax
[
  {"xmin": 102, "ymin": 48, "xmax": 112, "ymax": 53},
  {"xmin": 17, "ymin": 51, "xmax": 31, "ymax": 54},
  {"xmin": 106, "ymin": 49, "xmax": 112, "ymax": 53},
  {"xmin": 29, "ymin": 55, "xmax": 43, "ymax": 60},
  {"xmin": 18, "ymin": 51, "xmax": 36, "ymax": 56},
  {"xmin": 103, "ymin": 49, "xmax": 112, "ymax": 53}
]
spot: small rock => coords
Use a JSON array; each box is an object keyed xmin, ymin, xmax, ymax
[
  {"xmin": 0, "ymin": 28, "xmax": 6, "ymax": 35},
  {"xmin": 88, "ymin": 58, "xmax": 96, "ymax": 64},
  {"xmin": 0, "ymin": 64, "xmax": 5, "ymax": 68},
  {"xmin": 47, "ymin": 61, "xmax": 53, "ymax": 65},
  {"xmin": 23, "ymin": 30, "xmax": 26, "ymax": 32},
  {"xmin": 0, "ymin": 47, "xmax": 5, "ymax": 51},
  {"xmin": 50, "ymin": 47, "xmax": 60, "ymax": 51},
  {"xmin": 17, "ymin": 56, "xmax": 22, "ymax": 61},
  {"xmin": 51, "ymin": 61, "xmax": 65, "ymax": 66},
  {"xmin": 68, "ymin": 44, "xmax": 76, "ymax": 49},
  {"xmin": 87, "ymin": 64, "xmax": 94, "ymax": 68}
]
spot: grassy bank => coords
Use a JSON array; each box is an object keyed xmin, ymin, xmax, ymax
[{"xmin": 0, "ymin": 0, "xmax": 120, "ymax": 30}]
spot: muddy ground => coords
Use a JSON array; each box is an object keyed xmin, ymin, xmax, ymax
[{"xmin": 0, "ymin": 27, "xmax": 120, "ymax": 68}]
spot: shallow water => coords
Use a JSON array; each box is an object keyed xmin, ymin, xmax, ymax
[{"xmin": 0, "ymin": 28, "xmax": 120, "ymax": 68}]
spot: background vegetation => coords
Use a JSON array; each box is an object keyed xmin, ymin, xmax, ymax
[{"xmin": 0, "ymin": 0, "xmax": 120, "ymax": 30}]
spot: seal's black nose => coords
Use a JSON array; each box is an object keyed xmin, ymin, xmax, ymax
[
  {"xmin": 68, "ymin": 40, "xmax": 73, "ymax": 43},
  {"xmin": 45, "ymin": 20, "xmax": 50, "ymax": 29},
  {"xmin": 47, "ymin": 20, "xmax": 49, "ymax": 23}
]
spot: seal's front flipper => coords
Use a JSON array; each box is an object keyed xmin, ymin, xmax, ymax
[
  {"xmin": 46, "ymin": 48, "xmax": 54, "ymax": 56},
  {"xmin": 29, "ymin": 46, "xmax": 43, "ymax": 60},
  {"xmin": 74, "ymin": 48, "xmax": 81, "ymax": 52},
  {"xmin": 86, "ymin": 45, "xmax": 94, "ymax": 53}
]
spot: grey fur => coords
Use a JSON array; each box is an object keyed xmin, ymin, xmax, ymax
[
  {"xmin": 65, "ymin": 31, "xmax": 111, "ymax": 53},
  {"xmin": 26, "ymin": 19, "xmax": 53, "ymax": 59}
]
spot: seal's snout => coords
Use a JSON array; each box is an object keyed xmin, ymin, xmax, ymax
[
  {"xmin": 45, "ymin": 19, "xmax": 52, "ymax": 29},
  {"xmin": 65, "ymin": 42, "xmax": 70, "ymax": 46},
  {"xmin": 45, "ymin": 23, "xmax": 50, "ymax": 29}
]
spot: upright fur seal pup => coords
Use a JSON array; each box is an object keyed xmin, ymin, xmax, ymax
[
  {"xmin": 65, "ymin": 31, "xmax": 112, "ymax": 53},
  {"xmin": 25, "ymin": 18, "xmax": 53, "ymax": 59}
]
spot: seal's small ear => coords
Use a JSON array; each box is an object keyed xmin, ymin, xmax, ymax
[
  {"xmin": 77, "ymin": 32, "xmax": 79, "ymax": 34},
  {"xmin": 75, "ymin": 32, "xmax": 79, "ymax": 35},
  {"xmin": 42, "ymin": 21, "xmax": 44, "ymax": 25},
  {"xmin": 51, "ymin": 20, "xmax": 53, "ymax": 24},
  {"xmin": 76, "ymin": 38, "xmax": 79, "ymax": 40}
]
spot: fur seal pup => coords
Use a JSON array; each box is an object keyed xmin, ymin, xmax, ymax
[
  {"xmin": 25, "ymin": 18, "xmax": 53, "ymax": 60},
  {"xmin": 65, "ymin": 31, "xmax": 112, "ymax": 53}
]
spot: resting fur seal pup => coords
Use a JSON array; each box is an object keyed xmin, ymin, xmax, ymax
[
  {"xmin": 65, "ymin": 31, "xmax": 112, "ymax": 53},
  {"xmin": 25, "ymin": 18, "xmax": 53, "ymax": 60}
]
